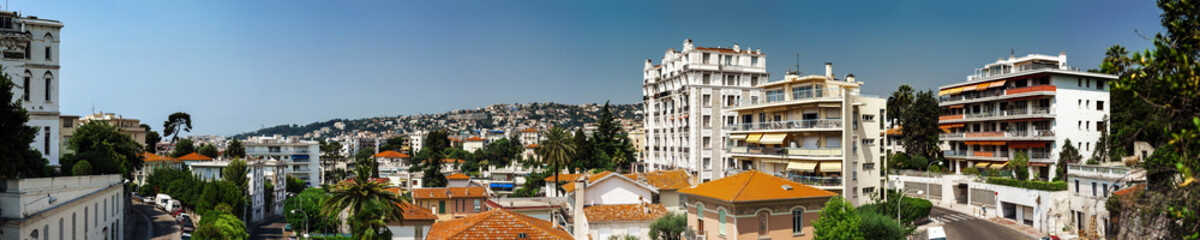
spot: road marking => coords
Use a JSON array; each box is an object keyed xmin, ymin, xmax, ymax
[{"xmin": 939, "ymin": 213, "xmax": 978, "ymax": 223}]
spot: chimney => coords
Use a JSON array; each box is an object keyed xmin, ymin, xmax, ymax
[
  {"xmin": 573, "ymin": 172, "xmax": 589, "ymax": 238},
  {"xmin": 846, "ymin": 74, "xmax": 856, "ymax": 83},
  {"xmin": 683, "ymin": 39, "xmax": 694, "ymax": 51},
  {"xmin": 825, "ymin": 62, "xmax": 833, "ymax": 78},
  {"xmin": 733, "ymin": 43, "xmax": 740, "ymax": 52}
]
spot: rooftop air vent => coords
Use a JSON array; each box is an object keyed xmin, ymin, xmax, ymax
[{"xmin": 781, "ymin": 185, "xmax": 793, "ymax": 191}]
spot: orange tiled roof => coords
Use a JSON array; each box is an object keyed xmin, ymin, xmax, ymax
[
  {"xmin": 374, "ymin": 150, "xmax": 411, "ymax": 158},
  {"xmin": 583, "ymin": 203, "xmax": 668, "ymax": 222},
  {"xmin": 446, "ymin": 173, "xmax": 470, "ymax": 180},
  {"xmin": 141, "ymin": 152, "xmax": 175, "ymax": 162},
  {"xmin": 175, "ymin": 152, "xmax": 212, "ymax": 161},
  {"xmin": 1113, "ymin": 183, "xmax": 1145, "ymax": 196},
  {"xmin": 442, "ymin": 158, "xmax": 465, "ymax": 163},
  {"xmin": 679, "ymin": 170, "xmax": 836, "ymax": 202},
  {"xmin": 640, "ymin": 169, "xmax": 692, "ymax": 190},
  {"xmin": 384, "ymin": 188, "xmax": 437, "ymax": 221},
  {"xmin": 467, "ymin": 137, "xmax": 485, "ymax": 141},
  {"xmin": 526, "ymin": 144, "xmax": 539, "ymax": 148},
  {"xmin": 521, "ymin": 128, "xmax": 539, "ymax": 133},
  {"xmin": 543, "ymin": 173, "xmax": 583, "ymax": 183},
  {"xmin": 413, "ymin": 187, "xmax": 489, "ymax": 200},
  {"xmin": 426, "ymin": 208, "xmax": 574, "ymax": 240}
]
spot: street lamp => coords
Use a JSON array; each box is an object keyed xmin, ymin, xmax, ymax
[
  {"xmin": 291, "ymin": 209, "xmax": 309, "ymax": 237},
  {"xmin": 896, "ymin": 188, "xmax": 923, "ymax": 223}
]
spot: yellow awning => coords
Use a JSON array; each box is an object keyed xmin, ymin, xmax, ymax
[
  {"xmin": 974, "ymin": 83, "xmax": 991, "ymax": 90},
  {"xmin": 974, "ymin": 162, "xmax": 991, "ymax": 168},
  {"xmin": 989, "ymin": 162, "xmax": 1009, "ymax": 169},
  {"xmin": 946, "ymin": 87, "xmax": 964, "ymax": 95},
  {"xmin": 962, "ymin": 85, "xmax": 978, "ymax": 91},
  {"xmin": 759, "ymin": 133, "xmax": 787, "ymax": 145},
  {"xmin": 938, "ymin": 89, "xmax": 950, "ymax": 96},
  {"xmin": 745, "ymin": 133, "xmax": 763, "ymax": 144},
  {"xmin": 787, "ymin": 161, "xmax": 818, "ymax": 172},
  {"xmin": 729, "ymin": 134, "xmax": 747, "ymax": 140},
  {"xmin": 819, "ymin": 161, "xmax": 842, "ymax": 172}
]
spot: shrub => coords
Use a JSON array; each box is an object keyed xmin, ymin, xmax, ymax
[
  {"xmin": 71, "ymin": 160, "xmax": 92, "ymax": 175},
  {"xmin": 859, "ymin": 211, "xmax": 906, "ymax": 240},
  {"xmin": 986, "ymin": 177, "xmax": 1067, "ymax": 191},
  {"xmin": 962, "ymin": 167, "xmax": 980, "ymax": 175},
  {"xmin": 909, "ymin": 155, "xmax": 929, "ymax": 170}
]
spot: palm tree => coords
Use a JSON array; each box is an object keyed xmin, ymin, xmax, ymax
[
  {"xmin": 321, "ymin": 162, "xmax": 405, "ymax": 239},
  {"xmin": 537, "ymin": 127, "xmax": 576, "ymax": 195}
]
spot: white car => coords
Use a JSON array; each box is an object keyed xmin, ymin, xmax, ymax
[{"xmin": 927, "ymin": 226, "xmax": 946, "ymax": 240}]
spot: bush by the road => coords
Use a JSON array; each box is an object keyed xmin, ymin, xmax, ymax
[
  {"xmin": 986, "ymin": 177, "xmax": 1068, "ymax": 191},
  {"xmin": 859, "ymin": 210, "xmax": 907, "ymax": 240}
]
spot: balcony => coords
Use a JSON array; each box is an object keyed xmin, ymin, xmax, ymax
[
  {"xmin": 725, "ymin": 119, "xmax": 843, "ymax": 132},
  {"xmin": 786, "ymin": 175, "xmax": 843, "ymax": 187},
  {"xmin": 727, "ymin": 147, "xmax": 843, "ymax": 158},
  {"xmin": 942, "ymin": 130, "xmax": 1054, "ymax": 140},
  {"xmin": 733, "ymin": 88, "xmax": 845, "ymax": 110},
  {"xmin": 944, "ymin": 150, "xmax": 1052, "ymax": 161},
  {"xmin": 939, "ymin": 85, "xmax": 1056, "ymax": 106}
]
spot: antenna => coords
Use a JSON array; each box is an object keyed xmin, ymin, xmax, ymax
[
  {"xmin": 789, "ymin": 53, "xmax": 802, "ymax": 75},
  {"xmin": 1010, "ymin": 48, "xmax": 1018, "ymax": 58}
]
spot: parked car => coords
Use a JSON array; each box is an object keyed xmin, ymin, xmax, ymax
[
  {"xmin": 1041, "ymin": 236, "xmax": 1061, "ymax": 240},
  {"xmin": 176, "ymin": 213, "xmax": 190, "ymax": 223},
  {"xmin": 142, "ymin": 196, "xmax": 154, "ymax": 203},
  {"xmin": 179, "ymin": 215, "xmax": 196, "ymax": 234},
  {"xmin": 927, "ymin": 226, "xmax": 946, "ymax": 240}
]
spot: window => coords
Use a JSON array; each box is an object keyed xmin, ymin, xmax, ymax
[
  {"xmin": 758, "ymin": 212, "xmax": 769, "ymax": 236},
  {"xmin": 702, "ymin": 157, "xmax": 711, "ymax": 170},
  {"xmin": 751, "ymin": 76, "xmax": 759, "ymax": 86},
  {"xmin": 862, "ymin": 114, "xmax": 875, "ymax": 121},
  {"xmin": 702, "ymin": 53, "xmax": 711, "ymax": 64},
  {"xmin": 24, "ymin": 43, "xmax": 30, "ymax": 59},
  {"xmin": 792, "ymin": 209, "xmax": 804, "ymax": 234},
  {"xmin": 1097, "ymin": 80, "xmax": 1106, "ymax": 90},
  {"xmin": 724, "ymin": 55, "xmax": 733, "ymax": 65},
  {"xmin": 45, "ymin": 77, "xmax": 51, "ymax": 101},
  {"xmin": 1075, "ymin": 180, "xmax": 1079, "ymax": 193},
  {"xmin": 23, "ymin": 76, "xmax": 29, "ymax": 101},
  {"xmin": 1097, "ymin": 121, "xmax": 1106, "ymax": 131},
  {"xmin": 751, "ymin": 56, "xmax": 759, "ymax": 66},
  {"xmin": 1097, "ymin": 101, "xmax": 1105, "ymax": 110},
  {"xmin": 45, "ymin": 46, "xmax": 51, "ymax": 60},
  {"xmin": 1078, "ymin": 99, "xmax": 1082, "ymax": 108},
  {"xmin": 702, "ymin": 74, "xmax": 711, "ymax": 84},
  {"xmin": 1092, "ymin": 182, "xmax": 1097, "ymax": 196},
  {"xmin": 864, "ymin": 163, "xmax": 875, "ymax": 170},
  {"xmin": 439, "ymin": 201, "xmax": 445, "ymax": 214},
  {"xmin": 702, "ymin": 115, "xmax": 711, "ymax": 128},
  {"xmin": 703, "ymin": 137, "xmax": 711, "ymax": 149},
  {"xmin": 44, "ymin": 127, "xmax": 50, "ymax": 155},
  {"xmin": 718, "ymin": 209, "xmax": 727, "ymax": 235},
  {"xmin": 702, "ymin": 94, "xmax": 711, "ymax": 107},
  {"xmin": 1086, "ymin": 79, "xmax": 1090, "ymax": 88},
  {"xmin": 1078, "ymin": 78, "xmax": 1082, "ymax": 87},
  {"xmin": 1103, "ymin": 183, "xmax": 1109, "ymax": 197},
  {"xmin": 1086, "ymin": 121, "xmax": 1090, "ymax": 130},
  {"xmin": 474, "ymin": 199, "xmax": 481, "ymax": 212}
]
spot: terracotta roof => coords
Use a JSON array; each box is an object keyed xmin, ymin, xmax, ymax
[
  {"xmin": 521, "ymin": 128, "xmax": 539, "ymax": 133},
  {"xmin": 141, "ymin": 152, "xmax": 175, "ymax": 162},
  {"xmin": 426, "ymin": 209, "xmax": 574, "ymax": 240},
  {"xmin": 640, "ymin": 169, "xmax": 692, "ymax": 190},
  {"xmin": 1113, "ymin": 183, "xmax": 1145, "ymax": 196},
  {"xmin": 413, "ymin": 187, "xmax": 489, "ymax": 200},
  {"xmin": 467, "ymin": 137, "xmax": 485, "ymax": 141},
  {"xmin": 384, "ymin": 188, "xmax": 437, "ymax": 222},
  {"xmin": 560, "ymin": 171, "xmax": 646, "ymax": 193},
  {"xmin": 442, "ymin": 158, "xmax": 465, "ymax": 163},
  {"xmin": 446, "ymin": 173, "xmax": 471, "ymax": 180},
  {"xmin": 679, "ymin": 170, "xmax": 836, "ymax": 202},
  {"xmin": 583, "ymin": 203, "xmax": 668, "ymax": 222},
  {"xmin": 544, "ymin": 173, "xmax": 582, "ymax": 183},
  {"xmin": 175, "ymin": 152, "xmax": 212, "ymax": 161},
  {"xmin": 526, "ymin": 144, "xmax": 539, "ymax": 148},
  {"xmin": 374, "ymin": 150, "xmax": 411, "ymax": 158}
]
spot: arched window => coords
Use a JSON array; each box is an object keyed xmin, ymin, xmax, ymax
[
  {"xmin": 43, "ymin": 33, "xmax": 53, "ymax": 61},
  {"xmin": 696, "ymin": 203, "xmax": 705, "ymax": 234},
  {"xmin": 758, "ymin": 211, "xmax": 769, "ymax": 236},
  {"xmin": 44, "ymin": 72, "xmax": 52, "ymax": 102},
  {"xmin": 718, "ymin": 209, "xmax": 727, "ymax": 236},
  {"xmin": 22, "ymin": 71, "xmax": 30, "ymax": 101}
]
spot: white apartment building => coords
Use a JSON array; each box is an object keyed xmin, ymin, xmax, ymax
[
  {"xmin": 642, "ymin": 39, "xmax": 768, "ymax": 182},
  {"xmin": 1066, "ymin": 163, "xmax": 1144, "ymax": 238},
  {"xmin": 724, "ymin": 64, "xmax": 886, "ymax": 206},
  {"xmin": 938, "ymin": 53, "xmax": 1115, "ymax": 180},
  {"xmin": 0, "ymin": 174, "xmax": 125, "ymax": 240},
  {"xmin": 190, "ymin": 158, "xmax": 282, "ymax": 222},
  {"xmin": 1, "ymin": 10, "xmax": 63, "ymax": 166},
  {"xmin": 244, "ymin": 135, "xmax": 322, "ymax": 187}
]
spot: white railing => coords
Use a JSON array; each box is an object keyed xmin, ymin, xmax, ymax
[{"xmin": 726, "ymin": 119, "xmax": 842, "ymax": 131}]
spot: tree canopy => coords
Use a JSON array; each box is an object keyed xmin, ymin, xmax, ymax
[
  {"xmin": 163, "ymin": 112, "xmax": 192, "ymax": 143},
  {"xmin": 198, "ymin": 143, "xmax": 220, "ymax": 159},
  {"xmin": 171, "ymin": 138, "xmax": 197, "ymax": 158},
  {"xmin": 0, "ymin": 71, "xmax": 48, "ymax": 179},
  {"xmin": 648, "ymin": 212, "xmax": 686, "ymax": 240},
  {"xmin": 224, "ymin": 139, "xmax": 246, "ymax": 159},
  {"xmin": 813, "ymin": 196, "xmax": 864, "ymax": 240},
  {"xmin": 62, "ymin": 120, "xmax": 143, "ymax": 180},
  {"xmin": 194, "ymin": 211, "xmax": 248, "ymax": 240}
]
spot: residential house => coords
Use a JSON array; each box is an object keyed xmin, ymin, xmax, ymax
[
  {"xmin": 562, "ymin": 171, "xmax": 665, "ymax": 240},
  {"xmin": 680, "ymin": 170, "xmax": 836, "ymax": 240},
  {"xmin": 244, "ymin": 135, "xmax": 322, "ymax": 187},
  {"xmin": 135, "ymin": 152, "xmax": 183, "ymax": 185},
  {"xmin": 633, "ymin": 169, "xmax": 694, "ymax": 212},
  {"xmin": 412, "ymin": 187, "xmax": 489, "ymax": 221},
  {"xmin": 385, "ymin": 188, "xmax": 437, "ymax": 240},
  {"xmin": 485, "ymin": 197, "xmax": 569, "ymax": 222},
  {"xmin": 1066, "ymin": 163, "xmax": 1145, "ymax": 238},
  {"xmin": 426, "ymin": 209, "xmax": 574, "ymax": 240}
]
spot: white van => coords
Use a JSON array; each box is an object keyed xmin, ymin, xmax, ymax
[
  {"xmin": 155, "ymin": 194, "xmax": 171, "ymax": 209},
  {"xmin": 927, "ymin": 226, "xmax": 947, "ymax": 240},
  {"xmin": 166, "ymin": 199, "xmax": 182, "ymax": 214}
]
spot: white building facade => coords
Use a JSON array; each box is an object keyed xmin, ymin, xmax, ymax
[
  {"xmin": 1066, "ymin": 163, "xmax": 1144, "ymax": 238},
  {"xmin": 0, "ymin": 175, "xmax": 125, "ymax": 240},
  {"xmin": 244, "ymin": 135, "xmax": 322, "ymax": 187},
  {"xmin": 642, "ymin": 39, "xmax": 768, "ymax": 182},
  {"xmin": 1, "ymin": 10, "xmax": 63, "ymax": 166},
  {"xmin": 938, "ymin": 53, "xmax": 1116, "ymax": 180},
  {"xmin": 724, "ymin": 64, "xmax": 886, "ymax": 206}
]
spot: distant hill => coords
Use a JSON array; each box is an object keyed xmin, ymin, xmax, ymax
[{"xmin": 230, "ymin": 102, "xmax": 643, "ymax": 139}]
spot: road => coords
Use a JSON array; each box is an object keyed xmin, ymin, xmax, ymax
[
  {"xmin": 249, "ymin": 215, "xmax": 288, "ymax": 240},
  {"xmin": 920, "ymin": 206, "xmax": 1033, "ymax": 240},
  {"xmin": 130, "ymin": 200, "xmax": 182, "ymax": 240}
]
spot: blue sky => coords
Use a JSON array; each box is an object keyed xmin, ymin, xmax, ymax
[{"xmin": 14, "ymin": 0, "xmax": 1163, "ymax": 136}]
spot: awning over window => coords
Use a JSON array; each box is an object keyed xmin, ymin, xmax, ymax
[
  {"xmin": 974, "ymin": 162, "xmax": 992, "ymax": 168},
  {"xmin": 940, "ymin": 123, "xmax": 965, "ymax": 128},
  {"xmin": 1009, "ymin": 141, "xmax": 1049, "ymax": 149},
  {"xmin": 989, "ymin": 162, "xmax": 1009, "ymax": 169},
  {"xmin": 965, "ymin": 141, "xmax": 1006, "ymax": 146},
  {"xmin": 988, "ymin": 80, "xmax": 1008, "ymax": 89},
  {"xmin": 818, "ymin": 103, "xmax": 841, "ymax": 108},
  {"xmin": 745, "ymin": 133, "xmax": 763, "ymax": 144},
  {"xmin": 729, "ymin": 134, "xmax": 747, "ymax": 140},
  {"xmin": 787, "ymin": 161, "xmax": 817, "ymax": 172},
  {"xmin": 946, "ymin": 105, "xmax": 964, "ymax": 109},
  {"xmin": 974, "ymin": 83, "xmax": 992, "ymax": 90},
  {"xmin": 962, "ymin": 85, "xmax": 978, "ymax": 91},
  {"xmin": 759, "ymin": 133, "xmax": 788, "ymax": 145},
  {"xmin": 819, "ymin": 161, "xmax": 842, "ymax": 172}
]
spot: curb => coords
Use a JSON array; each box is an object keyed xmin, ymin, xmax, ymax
[{"xmin": 132, "ymin": 202, "xmax": 156, "ymax": 240}]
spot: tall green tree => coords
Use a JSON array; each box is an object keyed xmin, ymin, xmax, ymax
[
  {"xmin": 647, "ymin": 212, "xmax": 686, "ymax": 240},
  {"xmin": 591, "ymin": 101, "xmax": 637, "ymax": 172},
  {"xmin": 197, "ymin": 180, "xmax": 245, "ymax": 218},
  {"xmin": 813, "ymin": 196, "xmax": 864, "ymax": 240},
  {"xmin": 194, "ymin": 211, "xmax": 248, "ymax": 240},
  {"xmin": 1092, "ymin": 115, "xmax": 1115, "ymax": 162},
  {"xmin": 224, "ymin": 139, "xmax": 246, "ymax": 159},
  {"xmin": 284, "ymin": 188, "xmax": 341, "ymax": 234},
  {"xmin": 197, "ymin": 143, "xmax": 220, "ymax": 158},
  {"xmin": 1055, "ymin": 139, "xmax": 1083, "ymax": 181},
  {"xmin": 322, "ymin": 162, "xmax": 405, "ymax": 239},
  {"xmin": 62, "ymin": 121, "xmax": 143, "ymax": 180},
  {"xmin": 538, "ymin": 127, "xmax": 576, "ymax": 195},
  {"xmin": 885, "ymin": 84, "xmax": 915, "ymax": 125},
  {"xmin": 224, "ymin": 158, "xmax": 249, "ymax": 189},
  {"xmin": 570, "ymin": 128, "xmax": 593, "ymax": 172},
  {"xmin": 171, "ymin": 138, "xmax": 197, "ymax": 158},
  {"xmin": 144, "ymin": 130, "xmax": 161, "ymax": 153},
  {"xmin": 900, "ymin": 90, "xmax": 942, "ymax": 159},
  {"xmin": 162, "ymin": 112, "xmax": 192, "ymax": 144},
  {"xmin": 1101, "ymin": 1, "xmax": 1200, "ymax": 238},
  {"xmin": 0, "ymin": 71, "xmax": 48, "ymax": 179},
  {"xmin": 286, "ymin": 175, "xmax": 307, "ymax": 193}
]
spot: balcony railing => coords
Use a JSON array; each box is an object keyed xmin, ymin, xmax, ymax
[
  {"xmin": 945, "ymin": 150, "xmax": 1052, "ymax": 160},
  {"xmin": 743, "ymin": 88, "xmax": 844, "ymax": 106},
  {"xmin": 728, "ymin": 147, "xmax": 843, "ymax": 158},
  {"xmin": 726, "ymin": 119, "xmax": 843, "ymax": 131},
  {"xmin": 786, "ymin": 175, "xmax": 843, "ymax": 187},
  {"xmin": 942, "ymin": 130, "xmax": 1054, "ymax": 139}
]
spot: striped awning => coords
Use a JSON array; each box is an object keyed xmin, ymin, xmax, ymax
[
  {"xmin": 759, "ymin": 133, "xmax": 788, "ymax": 145},
  {"xmin": 819, "ymin": 161, "xmax": 842, "ymax": 172},
  {"xmin": 745, "ymin": 133, "xmax": 763, "ymax": 144},
  {"xmin": 962, "ymin": 85, "xmax": 978, "ymax": 91},
  {"xmin": 787, "ymin": 161, "xmax": 817, "ymax": 172},
  {"xmin": 729, "ymin": 134, "xmax": 747, "ymax": 140}
]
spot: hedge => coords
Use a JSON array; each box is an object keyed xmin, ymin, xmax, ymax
[{"xmin": 986, "ymin": 177, "xmax": 1068, "ymax": 191}]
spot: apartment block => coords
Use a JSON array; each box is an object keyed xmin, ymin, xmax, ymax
[
  {"xmin": 1, "ymin": 10, "xmax": 63, "ymax": 166},
  {"xmin": 938, "ymin": 53, "xmax": 1115, "ymax": 180},
  {"xmin": 643, "ymin": 39, "xmax": 768, "ymax": 182},
  {"xmin": 243, "ymin": 135, "xmax": 322, "ymax": 187},
  {"xmin": 724, "ymin": 64, "xmax": 885, "ymax": 205}
]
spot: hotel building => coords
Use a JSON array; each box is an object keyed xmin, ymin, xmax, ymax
[
  {"xmin": 937, "ymin": 53, "xmax": 1115, "ymax": 180},
  {"xmin": 642, "ymin": 39, "xmax": 768, "ymax": 182},
  {"xmin": 724, "ymin": 64, "xmax": 886, "ymax": 205},
  {"xmin": 1, "ymin": 10, "xmax": 63, "ymax": 166}
]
